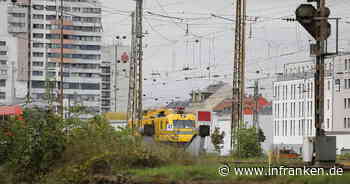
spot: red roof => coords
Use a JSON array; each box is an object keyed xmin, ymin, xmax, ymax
[
  {"xmin": 213, "ymin": 96, "xmax": 271, "ymax": 115},
  {"xmin": 0, "ymin": 105, "xmax": 23, "ymax": 116}
]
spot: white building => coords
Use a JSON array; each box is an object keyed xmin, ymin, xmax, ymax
[
  {"xmin": 273, "ymin": 54, "xmax": 350, "ymax": 154},
  {"xmin": 206, "ymin": 113, "xmax": 273, "ymax": 156},
  {"xmin": 0, "ymin": 0, "xmax": 29, "ymax": 105},
  {"xmin": 101, "ymin": 45, "xmax": 130, "ymax": 113}
]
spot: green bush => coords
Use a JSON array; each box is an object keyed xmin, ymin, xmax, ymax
[{"xmin": 0, "ymin": 108, "xmax": 67, "ymax": 184}]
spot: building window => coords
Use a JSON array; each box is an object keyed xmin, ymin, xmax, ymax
[
  {"xmin": 327, "ymin": 99, "xmax": 330, "ymax": 110},
  {"xmin": 32, "ymin": 5, "xmax": 44, "ymax": 10},
  {"xmin": 348, "ymin": 118, "xmax": 350, "ymax": 129},
  {"xmin": 327, "ymin": 119, "xmax": 330, "ymax": 129},
  {"xmin": 33, "ymin": 14, "xmax": 44, "ymax": 19},
  {"xmin": 0, "ymin": 60, "xmax": 6, "ymax": 65},
  {"xmin": 0, "ymin": 92, "xmax": 5, "ymax": 99},
  {"xmin": 345, "ymin": 98, "xmax": 347, "ymax": 109},
  {"xmin": 33, "ymin": 61, "xmax": 43, "ymax": 67},
  {"xmin": 346, "ymin": 59, "xmax": 348, "ymax": 70},
  {"xmin": 33, "ymin": 24, "xmax": 44, "ymax": 29},
  {"xmin": 0, "ymin": 41, "xmax": 5, "ymax": 46},
  {"xmin": 33, "ymin": 52, "xmax": 44, "ymax": 57},
  {"xmin": 328, "ymin": 80, "xmax": 331, "ymax": 90},
  {"xmin": 345, "ymin": 118, "xmax": 347, "ymax": 128},
  {"xmin": 32, "ymin": 71, "xmax": 43, "ymax": 76},
  {"xmin": 345, "ymin": 79, "xmax": 348, "ymax": 89},
  {"xmin": 32, "ymin": 81, "xmax": 45, "ymax": 88},
  {"xmin": 285, "ymin": 121, "xmax": 288, "ymax": 136},
  {"xmin": 33, "ymin": 33, "xmax": 44, "ymax": 38},
  {"xmin": 335, "ymin": 79, "xmax": 341, "ymax": 92},
  {"xmin": 33, "ymin": 42, "xmax": 44, "ymax": 48},
  {"xmin": 0, "ymin": 79, "xmax": 5, "ymax": 87},
  {"xmin": 0, "ymin": 70, "xmax": 7, "ymax": 75},
  {"xmin": 0, "ymin": 51, "xmax": 7, "ymax": 55}
]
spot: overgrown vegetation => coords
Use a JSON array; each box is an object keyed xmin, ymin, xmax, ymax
[
  {"xmin": 0, "ymin": 108, "xmax": 347, "ymax": 184},
  {"xmin": 234, "ymin": 126, "xmax": 265, "ymax": 158},
  {"xmin": 0, "ymin": 108, "xmax": 193, "ymax": 184}
]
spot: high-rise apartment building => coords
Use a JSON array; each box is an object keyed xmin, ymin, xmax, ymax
[{"xmin": 0, "ymin": 0, "xmax": 103, "ymax": 118}]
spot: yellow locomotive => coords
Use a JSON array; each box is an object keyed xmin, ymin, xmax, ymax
[{"xmin": 129, "ymin": 108, "xmax": 197, "ymax": 144}]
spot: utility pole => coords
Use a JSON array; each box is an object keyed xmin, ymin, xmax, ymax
[
  {"xmin": 26, "ymin": 0, "xmax": 32, "ymax": 104},
  {"xmin": 59, "ymin": 0, "xmax": 64, "ymax": 117},
  {"xmin": 127, "ymin": 12, "xmax": 136, "ymax": 131},
  {"xmin": 135, "ymin": 0, "xmax": 144, "ymax": 121},
  {"xmin": 114, "ymin": 40, "xmax": 118, "ymax": 112},
  {"xmin": 231, "ymin": 0, "xmax": 246, "ymax": 157}
]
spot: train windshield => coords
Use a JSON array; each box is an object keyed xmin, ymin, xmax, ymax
[{"xmin": 173, "ymin": 120, "xmax": 195, "ymax": 128}]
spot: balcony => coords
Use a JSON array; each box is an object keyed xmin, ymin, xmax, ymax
[
  {"xmin": 8, "ymin": 16, "xmax": 26, "ymax": 24},
  {"xmin": 0, "ymin": 45, "xmax": 8, "ymax": 51},
  {"xmin": 0, "ymin": 66, "xmax": 9, "ymax": 71},
  {"xmin": 0, "ymin": 74, "xmax": 8, "ymax": 79},
  {"xmin": 8, "ymin": 25, "xmax": 27, "ymax": 33}
]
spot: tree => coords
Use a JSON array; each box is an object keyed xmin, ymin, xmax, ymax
[
  {"xmin": 211, "ymin": 127, "xmax": 225, "ymax": 154},
  {"xmin": 235, "ymin": 126, "xmax": 265, "ymax": 158},
  {"xmin": 0, "ymin": 108, "xmax": 67, "ymax": 183},
  {"xmin": 257, "ymin": 128, "xmax": 266, "ymax": 143}
]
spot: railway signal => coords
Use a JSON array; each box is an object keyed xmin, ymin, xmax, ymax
[{"xmin": 295, "ymin": 4, "xmax": 331, "ymax": 41}]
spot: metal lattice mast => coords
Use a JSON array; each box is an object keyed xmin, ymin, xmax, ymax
[
  {"xmin": 127, "ymin": 12, "xmax": 136, "ymax": 129},
  {"xmin": 60, "ymin": 0, "xmax": 64, "ymax": 117},
  {"xmin": 231, "ymin": 0, "xmax": 246, "ymax": 156},
  {"xmin": 135, "ymin": 0, "xmax": 144, "ymax": 121}
]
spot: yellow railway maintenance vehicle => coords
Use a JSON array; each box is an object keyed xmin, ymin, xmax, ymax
[{"xmin": 129, "ymin": 108, "xmax": 197, "ymax": 145}]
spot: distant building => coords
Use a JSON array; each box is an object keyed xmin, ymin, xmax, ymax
[
  {"xmin": 210, "ymin": 96, "xmax": 273, "ymax": 155},
  {"xmin": 0, "ymin": 0, "xmax": 28, "ymax": 105},
  {"xmin": 101, "ymin": 45, "xmax": 130, "ymax": 113},
  {"xmin": 185, "ymin": 82, "xmax": 273, "ymax": 155},
  {"xmin": 273, "ymin": 54, "xmax": 350, "ymax": 154},
  {"xmin": 0, "ymin": 0, "xmax": 103, "ymax": 119}
]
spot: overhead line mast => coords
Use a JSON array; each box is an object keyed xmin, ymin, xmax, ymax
[
  {"xmin": 60, "ymin": 0, "xmax": 64, "ymax": 117},
  {"xmin": 128, "ymin": 0, "xmax": 144, "ymax": 128},
  {"xmin": 136, "ymin": 0, "xmax": 144, "ymax": 121},
  {"xmin": 231, "ymin": 0, "xmax": 246, "ymax": 157}
]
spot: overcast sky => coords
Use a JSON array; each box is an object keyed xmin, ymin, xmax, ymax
[{"xmin": 101, "ymin": 0, "xmax": 350, "ymax": 108}]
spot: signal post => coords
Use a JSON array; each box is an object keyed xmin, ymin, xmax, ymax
[{"xmin": 296, "ymin": 0, "xmax": 336, "ymax": 165}]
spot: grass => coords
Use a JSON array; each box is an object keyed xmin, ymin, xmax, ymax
[
  {"xmin": 127, "ymin": 162, "xmax": 350, "ymax": 184},
  {"xmin": 128, "ymin": 164, "xmax": 236, "ymax": 182}
]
